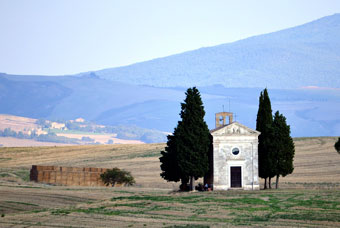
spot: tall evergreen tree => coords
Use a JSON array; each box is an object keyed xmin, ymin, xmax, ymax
[
  {"xmin": 335, "ymin": 137, "xmax": 340, "ymax": 154},
  {"xmin": 159, "ymin": 87, "xmax": 211, "ymax": 191},
  {"xmin": 256, "ymin": 88, "xmax": 274, "ymax": 189},
  {"xmin": 271, "ymin": 111, "xmax": 295, "ymax": 189},
  {"xmin": 160, "ymin": 133, "xmax": 181, "ymax": 182}
]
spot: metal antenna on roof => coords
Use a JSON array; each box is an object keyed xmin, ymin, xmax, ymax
[{"xmin": 229, "ymin": 99, "xmax": 231, "ymax": 112}]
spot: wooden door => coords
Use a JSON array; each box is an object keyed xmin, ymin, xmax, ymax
[{"xmin": 230, "ymin": 166, "xmax": 241, "ymax": 188}]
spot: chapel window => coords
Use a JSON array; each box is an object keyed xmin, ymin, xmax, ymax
[{"xmin": 232, "ymin": 148, "xmax": 240, "ymax": 155}]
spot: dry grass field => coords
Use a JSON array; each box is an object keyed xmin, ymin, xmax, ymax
[
  {"xmin": 0, "ymin": 137, "xmax": 340, "ymax": 227},
  {"xmin": 0, "ymin": 114, "xmax": 38, "ymax": 132},
  {"xmin": 0, "ymin": 114, "xmax": 145, "ymax": 146},
  {"xmin": 0, "ymin": 137, "xmax": 72, "ymax": 147},
  {"xmin": 56, "ymin": 133, "xmax": 144, "ymax": 145}
]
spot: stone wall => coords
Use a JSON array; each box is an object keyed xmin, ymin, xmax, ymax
[{"xmin": 30, "ymin": 165, "xmax": 108, "ymax": 186}]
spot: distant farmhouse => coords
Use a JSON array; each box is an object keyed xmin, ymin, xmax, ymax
[
  {"xmin": 50, "ymin": 122, "xmax": 67, "ymax": 130},
  {"xmin": 75, "ymin": 117, "xmax": 85, "ymax": 123},
  {"xmin": 205, "ymin": 112, "xmax": 260, "ymax": 190},
  {"xmin": 70, "ymin": 117, "xmax": 85, "ymax": 123}
]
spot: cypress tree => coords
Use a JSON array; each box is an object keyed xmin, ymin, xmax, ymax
[
  {"xmin": 272, "ymin": 111, "xmax": 295, "ymax": 189},
  {"xmin": 160, "ymin": 133, "xmax": 181, "ymax": 182},
  {"xmin": 335, "ymin": 137, "xmax": 340, "ymax": 154},
  {"xmin": 159, "ymin": 87, "xmax": 211, "ymax": 191},
  {"xmin": 256, "ymin": 88, "xmax": 274, "ymax": 189}
]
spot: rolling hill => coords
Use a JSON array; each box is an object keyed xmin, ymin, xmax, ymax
[
  {"xmin": 1, "ymin": 14, "xmax": 340, "ymax": 139},
  {"xmin": 95, "ymin": 14, "xmax": 340, "ymax": 89},
  {"xmin": 0, "ymin": 73, "xmax": 339, "ymax": 137}
]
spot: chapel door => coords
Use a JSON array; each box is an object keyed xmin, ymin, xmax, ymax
[{"xmin": 230, "ymin": 166, "xmax": 241, "ymax": 188}]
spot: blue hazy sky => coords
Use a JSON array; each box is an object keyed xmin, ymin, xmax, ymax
[{"xmin": 1, "ymin": 0, "xmax": 340, "ymax": 75}]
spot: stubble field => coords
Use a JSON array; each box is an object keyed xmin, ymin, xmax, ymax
[{"xmin": 0, "ymin": 137, "xmax": 339, "ymax": 227}]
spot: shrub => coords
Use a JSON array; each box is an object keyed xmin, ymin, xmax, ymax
[{"xmin": 100, "ymin": 168, "xmax": 135, "ymax": 187}]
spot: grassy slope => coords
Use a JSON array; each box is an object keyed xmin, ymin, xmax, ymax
[{"xmin": 0, "ymin": 137, "xmax": 340, "ymax": 227}]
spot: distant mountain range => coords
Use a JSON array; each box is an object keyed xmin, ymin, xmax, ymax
[
  {"xmin": 1, "ymin": 73, "xmax": 339, "ymax": 137},
  {"xmin": 93, "ymin": 14, "xmax": 340, "ymax": 89},
  {"xmin": 1, "ymin": 14, "xmax": 340, "ymax": 138}
]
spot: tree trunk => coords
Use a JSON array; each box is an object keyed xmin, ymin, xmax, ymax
[
  {"xmin": 268, "ymin": 177, "xmax": 272, "ymax": 189},
  {"xmin": 189, "ymin": 176, "xmax": 194, "ymax": 191},
  {"xmin": 275, "ymin": 175, "xmax": 279, "ymax": 189},
  {"xmin": 264, "ymin": 178, "xmax": 267, "ymax": 189}
]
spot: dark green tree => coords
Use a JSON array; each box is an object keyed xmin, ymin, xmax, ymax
[
  {"xmin": 271, "ymin": 111, "xmax": 295, "ymax": 189},
  {"xmin": 256, "ymin": 88, "xmax": 275, "ymax": 189},
  {"xmin": 100, "ymin": 168, "xmax": 135, "ymax": 187},
  {"xmin": 159, "ymin": 87, "xmax": 211, "ymax": 191},
  {"xmin": 160, "ymin": 133, "xmax": 182, "ymax": 183},
  {"xmin": 335, "ymin": 137, "xmax": 340, "ymax": 154}
]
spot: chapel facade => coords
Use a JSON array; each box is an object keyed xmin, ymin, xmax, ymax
[{"xmin": 205, "ymin": 112, "xmax": 260, "ymax": 190}]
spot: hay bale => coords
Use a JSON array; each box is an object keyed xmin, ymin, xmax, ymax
[
  {"xmin": 30, "ymin": 165, "xmax": 111, "ymax": 186},
  {"xmin": 90, "ymin": 168, "xmax": 98, "ymax": 172},
  {"xmin": 36, "ymin": 166, "xmax": 46, "ymax": 171}
]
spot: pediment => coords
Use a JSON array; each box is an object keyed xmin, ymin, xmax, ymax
[{"xmin": 210, "ymin": 122, "xmax": 260, "ymax": 136}]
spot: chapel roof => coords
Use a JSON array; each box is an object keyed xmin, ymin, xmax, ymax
[{"xmin": 210, "ymin": 121, "xmax": 260, "ymax": 135}]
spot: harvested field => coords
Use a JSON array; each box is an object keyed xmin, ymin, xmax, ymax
[
  {"xmin": 0, "ymin": 185, "xmax": 340, "ymax": 227},
  {"xmin": 56, "ymin": 133, "xmax": 144, "ymax": 144},
  {"xmin": 0, "ymin": 143, "xmax": 172, "ymax": 188},
  {"xmin": 0, "ymin": 114, "xmax": 38, "ymax": 132},
  {"xmin": 0, "ymin": 137, "xmax": 72, "ymax": 147},
  {"xmin": 281, "ymin": 137, "xmax": 340, "ymax": 185},
  {"xmin": 0, "ymin": 114, "xmax": 145, "ymax": 146},
  {"xmin": 0, "ymin": 137, "xmax": 339, "ymax": 227},
  {"xmin": 1, "ymin": 137, "xmax": 339, "ymax": 188}
]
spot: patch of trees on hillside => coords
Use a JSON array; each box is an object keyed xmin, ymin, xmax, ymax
[
  {"xmin": 36, "ymin": 118, "xmax": 167, "ymax": 143},
  {"xmin": 0, "ymin": 128, "xmax": 79, "ymax": 144}
]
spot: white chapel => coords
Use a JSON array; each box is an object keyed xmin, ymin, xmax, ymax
[{"xmin": 205, "ymin": 112, "xmax": 260, "ymax": 190}]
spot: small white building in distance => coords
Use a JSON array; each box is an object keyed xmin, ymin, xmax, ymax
[{"xmin": 205, "ymin": 112, "xmax": 260, "ymax": 190}]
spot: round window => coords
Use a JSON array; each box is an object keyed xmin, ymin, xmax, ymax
[{"xmin": 232, "ymin": 148, "xmax": 240, "ymax": 155}]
